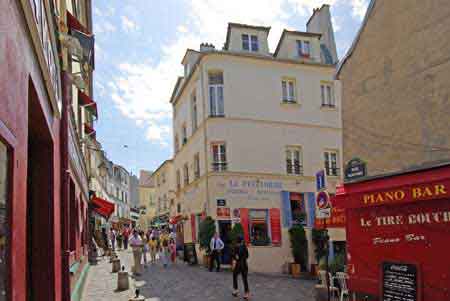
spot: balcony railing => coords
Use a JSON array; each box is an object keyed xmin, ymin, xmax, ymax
[
  {"xmin": 287, "ymin": 164, "xmax": 304, "ymax": 175},
  {"xmin": 326, "ymin": 167, "xmax": 340, "ymax": 177},
  {"xmin": 212, "ymin": 162, "xmax": 227, "ymax": 172}
]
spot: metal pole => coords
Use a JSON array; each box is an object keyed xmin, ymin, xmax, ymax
[{"xmin": 324, "ymin": 216, "xmax": 330, "ymax": 301}]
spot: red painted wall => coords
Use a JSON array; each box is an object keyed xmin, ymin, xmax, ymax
[
  {"xmin": 338, "ymin": 165, "xmax": 450, "ymax": 301},
  {"xmin": 0, "ymin": 1, "xmax": 62, "ymax": 300}
]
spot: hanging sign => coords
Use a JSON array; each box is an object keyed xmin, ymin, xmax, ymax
[{"xmin": 345, "ymin": 158, "xmax": 367, "ymax": 181}]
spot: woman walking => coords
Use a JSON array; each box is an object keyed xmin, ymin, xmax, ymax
[
  {"xmin": 148, "ymin": 236, "xmax": 158, "ymax": 263},
  {"xmin": 169, "ymin": 238, "xmax": 177, "ymax": 263},
  {"xmin": 232, "ymin": 235, "xmax": 250, "ymax": 300},
  {"xmin": 160, "ymin": 232, "xmax": 169, "ymax": 268}
]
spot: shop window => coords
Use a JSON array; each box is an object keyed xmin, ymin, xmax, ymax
[
  {"xmin": 290, "ymin": 193, "xmax": 306, "ymax": 225},
  {"xmin": 0, "ymin": 140, "xmax": 9, "ymax": 299},
  {"xmin": 249, "ymin": 210, "xmax": 270, "ymax": 246}
]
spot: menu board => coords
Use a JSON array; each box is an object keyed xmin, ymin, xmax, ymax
[{"xmin": 382, "ymin": 262, "xmax": 418, "ymax": 301}]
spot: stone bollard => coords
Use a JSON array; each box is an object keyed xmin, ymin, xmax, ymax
[
  {"xmin": 117, "ymin": 266, "xmax": 129, "ymax": 291},
  {"xmin": 132, "ymin": 248, "xmax": 143, "ymax": 275},
  {"xmin": 112, "ymin": 258, "xmax": 121, "ymax": 273},
  {"xmin": 128, "ymin": 289, "xmax": 146, "ymax": 301}
]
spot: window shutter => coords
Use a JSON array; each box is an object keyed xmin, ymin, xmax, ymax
[
  {"xmin": 191, "ymin": 214, "xmax": 196, "ymax": 242},
  {"xmin": 306, "ymin": 192, "xmax": 316, "ymax": 227},
  {"xmin": 281, "ymin": 191, "xmax": 292, "ymax": 228},
  {"xmin": 240, "ymin": 208, "xmax": 250, "ymax": 244},
  {"xmin": 269, "ymin": 208, "xmax": 282, "ymax": 246}
]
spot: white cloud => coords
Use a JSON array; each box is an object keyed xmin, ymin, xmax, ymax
[
  {"xmin": 121, "ymin": 16, "xmax": 139, "ymax": 32},
  {"xmin": 177, "ymin": 25, "xmax": 189, "ymax": 33},
  {"xmin": 94, "ymin": 20, "xmax": 117, "ymax": 33},
  {"xmin": 145, "ymin": 125, "xmax": 171, "ymax": 147},
  {"xmin": 350, "ymin": 0, "xmax": 370, "ymax": 20},
  {"xmin": 332, "ymin": 16, "xmax": 341, "ymax": 32}
]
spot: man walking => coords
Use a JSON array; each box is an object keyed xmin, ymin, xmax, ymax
[{"xmin": 209, "ymin": 232, "xmax": 224, "ymax": 272}]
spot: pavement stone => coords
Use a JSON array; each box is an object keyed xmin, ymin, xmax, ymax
[{"xmin": 81, "ymin": 249, "xmax": 316, "ymax": 301}]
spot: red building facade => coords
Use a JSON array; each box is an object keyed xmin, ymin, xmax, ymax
[
  {"xmin": 337, "ymin": 163, "xmax": 450, "ymax": 301},
  {"xmin": 0, "ymin": 1, "xmax": 95, "ymax": 300}
]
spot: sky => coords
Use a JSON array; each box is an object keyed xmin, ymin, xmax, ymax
[{"xmin": 92, "ymin": 0, "xmax": 370, "ymax": 175}]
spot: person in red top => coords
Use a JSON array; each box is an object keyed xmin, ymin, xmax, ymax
[{"xmin": 122, "ymin": 226, "xmax": 130, "ymax": 250}]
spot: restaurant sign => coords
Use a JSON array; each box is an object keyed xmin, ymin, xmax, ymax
[{"xmin": 382, "ymin": 262, "xmax": 418, "ymax": 301}]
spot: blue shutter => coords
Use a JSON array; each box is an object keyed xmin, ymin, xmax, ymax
[
  {"xmin": 306, "ymin": 192, "xmax": 316, "ymax": 228},
  {"xmin": 281, "ymin": 191, "xmax": 292, "ymax": 228}
]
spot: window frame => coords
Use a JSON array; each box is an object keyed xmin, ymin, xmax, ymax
[
  {"xmin": 176, "ymin": 169, "xmax": 181, "ymax": 191},
  {"xmin": 211, "ymin": 143, "xmax": 227, "ymax": 172},
  {"xmin": 297, "ymin": 40, "xmax": 311, "ymax": 58},
  {"xmin": 182, "ymin": 124, "xmax": 187, "ymax": 145},
  {"xmin": 320, "ymin": 82, "xmax": 336, "ymax": 108},
  {"xmin": 281, "ymin": 78, "xmax": 297, "ymax": 103},
  {"xmin": 286, "ymin": 146, "xmax": 303, "ymax": 175},
  {"xmin": 191, "ymin": 91, "xmax": 198, "ymax": 132},
  {"xmin": 208, "ymin": 71, "xmax": 225, "ymax": 117},
  {"xmin": 242, "ymin": 34, "xmax": 258, "ymax": 52},
  {"xmin": 249, "ymin": 209, "xmax": 271, "ymax": 246},
  {"xmin": 324, "ymin": 150, "xmax": 339, "ymax": 177},
  {"xmin": 194, "ymin": 153, "xmax": 200, "ymax": 180},
  {"xmin": 183, "ymin": 163, "xmax": 189, "ymax": 186}
]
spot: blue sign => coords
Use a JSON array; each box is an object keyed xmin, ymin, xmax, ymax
[{"xmin": 316, "ymin": 170, "xmax": 326, "ymax": 191}]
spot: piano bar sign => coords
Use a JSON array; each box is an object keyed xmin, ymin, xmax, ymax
[{"xmin": 362, "ymin": 182, "xmax": 448, "ymax": 206}]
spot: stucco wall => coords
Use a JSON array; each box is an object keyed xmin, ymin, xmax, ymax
[
  {"xmin": 339, "ymin": 0, "xmax": 450, "ymax": 176},
  {"xmin": 227, "ymin": 27, "xmax": 270, "ymax": 54},
  {"xmin": 276, "ymin": 34, "xmax": 321, "ymax": 62}
]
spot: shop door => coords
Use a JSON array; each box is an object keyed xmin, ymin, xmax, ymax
[
  {"xmin": 26, "ymin": 91, "xmax": 55, "ymax": 301},
  {"xmin": 218, "ymin": 220, "xmax": 232, "ymax": 264}
]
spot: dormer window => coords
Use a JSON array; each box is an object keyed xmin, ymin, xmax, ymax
[
  {"xmin": 242, "ymin": 34, "xmax": 258, "ymax": 52},
  {"xmin": 297, "ymin": 40, "xmax": 310, "ymax": 58}
]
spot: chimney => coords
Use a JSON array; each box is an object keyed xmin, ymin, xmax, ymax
[
  {"xmin": 307, "ymin": 4, "xmax": 338, "ymax": 64},
  {"xmin": 200, "ymin": 43, "xmax": 216, "ymax": 52}
]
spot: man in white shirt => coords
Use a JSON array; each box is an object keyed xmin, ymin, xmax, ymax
[{"xmin": 209, "ymin": 232, "xmax": 224, "ymax": 272}]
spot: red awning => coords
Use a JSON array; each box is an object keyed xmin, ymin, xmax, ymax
[
  {"xmin": 169, "ymin": 215, "xmax": 183, "ymax": 224},
  {"xmin": 84, "ymin": 123, "xmax": 96, "ymax": 139},
  {"xmin": 67, "ymin": 11, "xmax": 90, "ymax": 35},
  {"xmin": 92, "ymin": 196, "xmax": 115, "ymax": 219},
  {"xmin": 78, "ymin": 90, "xmax": 98, "ymax": 118}
]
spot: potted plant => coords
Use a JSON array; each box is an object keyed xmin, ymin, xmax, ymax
[
  {"xmin": 230, "ymin": 223, "xmax": 245, "ymax": 247},
  {"xmin": 312, "ymin": 228, "xmax": 329, "ymax": 276},
  {"xmin": 198, "ymin": 216, "xmax": 216, "ymax": 267},
  {"xmin": 289, "ymin": 224, "xmax": 308, "ymax": 278}
]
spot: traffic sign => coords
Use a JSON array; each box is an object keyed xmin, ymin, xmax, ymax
[
  {"xmin": 316, "ymin": 170, "xmax": 326, "ymax": 191},
  {"xmin": 316, "ymin": 191, "xmax": 331, "ymax": 219}
]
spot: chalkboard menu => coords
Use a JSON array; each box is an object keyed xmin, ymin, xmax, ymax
[{"xmin": 382, "ymin": 262, "xmax": 418, "ymax": 301}]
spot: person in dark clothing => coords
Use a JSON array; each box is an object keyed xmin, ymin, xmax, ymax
[
  {"xmin": 101, "ymin": 228, "xmax": 109, "ymax": 256},
  {"xmin": 232, "ymin": 235, "xmax": 249, "ymax": 299}
]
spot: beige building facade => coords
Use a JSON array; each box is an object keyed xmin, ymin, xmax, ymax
[
  {"xmin": 150, "ymin": 160, "xmax": 175, "ymax": 225},
  {"xmin": 169, "ymin": 5, "xmax": 344, "ymax": 274},
  {"xmin": 337, "ymin": 0, "xmax": 450, "ymax": 177},
  {"xmin": 137, "ymin": 170, "xmax": 156, "ymax": 229}
]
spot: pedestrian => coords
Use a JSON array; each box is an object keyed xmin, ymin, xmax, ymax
[
  {"xmin": 129, "ymin": 230, "xmax": 143, "ymax": 274},
  {"xmin": 148, "ymin": 236, "xmax": 158, "ymax": 263},
  {"xmin": 142, "ymin": 231, "xmax": 148, "ymax": 266},
  {"xmin": 160, "ymin": 233, "xmax": 169, "ymax": 268},
  {"xmin": 117, "ymin": 229, "xmax": 123, "ymax": 250},
  {"xmin": 110, "ymin": 229, "xmax": 116, "ymax": 251},
  {"xmin": 169, "ymin": 238, "xmax": 177, "ymax": 263},
  {"xmin": 101, "ymin": 228, "xmax": 109, "ymax": 256},
  {"xmin": 123, "ymin": 226, "xmax": 130, "ymax": 250},
  {"xmin": 209, "ymin": 232, "xmax": 224, "ymax": 272},
  {"xmin": 232, "ymin": 235, "xmax": 250, "ymax": 299}
]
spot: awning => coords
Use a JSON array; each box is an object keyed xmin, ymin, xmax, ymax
[
  {"xmin": 84, "ymin": 123, "xmax": 96, "ymax": 139},
  {"xmin": 78, "ymin": 90, "xmax": 98, "ymax": 118},
  {"xmin": 91, "ymin": 196, "xmax": 114, "ymax": 219},
  {"xmin": 169, "ymin": 215, "xmax": 183, "ymax": 225}
]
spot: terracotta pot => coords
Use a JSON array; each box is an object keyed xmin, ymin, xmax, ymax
[{"xmin": 291, "ymin": 263, "xmax": 301, "ymax": 278}]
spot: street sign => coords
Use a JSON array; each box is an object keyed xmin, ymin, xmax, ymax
[
  {"xmin": 316, "ymin": 170, "xmax": 326, "ymax": 191},
  {"xmin": 217, "ymin": 199, "xmax": 226, "ymax": 207},
  {"xmin": 344, "ymin": 158, "xmax": 367, "ymax": 180},
  {"xmin": 316, "ymin": 191, "xmax": 332, "ymax": 219}
]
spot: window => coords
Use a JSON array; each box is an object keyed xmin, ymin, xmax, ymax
[
  {"xmin": 242, "ymin": 34, "xmax": 258, "ymax": 52},
  {"xmin": 290, "ymin": 193, "xmax": 306, "ymax": 225},
  {"xmin": 183, "ymin": 163, "xmax": 189, "ymax": 185},
  {"xmin": 184, "ymin": 63, "xmax": 190, "ymax": 77},
  {"xmin": 174, "ymin": 134, "xmax": 179, "ymax": 153},
  {"xmin": 286, "ymin": 147, "xmax": 303, "ymax": 175},
  {"xmin": 320, "ymin": 82, "xmax": 335, "ymax": 107},
  {"xmin": 177, "ymin": 203, "xmax": 181, "ymax": 213},
  {"xmin": 191, "ymin": 92, "xmax": 198, "ymax": 132},
  {"xmin": 212, "ymin": 143, "xmax": 227, "ymax": 172},
  {"xmin": 194, "ymin": 153, "xmax": 200, "ymax": 179},
  {"xmin": 162, "ymin": 172, "xmax": 166, "ymax": 183},
  {"xmin": 249, "ymin": 210, "xmax": 270, "ymax": 246},
  {"xmin": 297, "ymin": 40, "xmax": 310, "ymax": 57},
  {"xmin": 182, "ymin": 125, "xmax": 187, "ymax": 145},
  {"xmin": 208, "ymin": 72, "xmax": 224, "ymax": 117},
  {"xmin": 282, "ymin": 79, "xmax": 296, "ymax": 103},
  {"xmin": 0, "ymin": 141, "xmax": 9, "ymax": 299},
  {"xmin": 176, "ymin": 170, "xmax": 181, "ymax": 190},
  {"xmin": 324, "ymin": 150, "xmax": 339, "ymax": 176},
  {"xmin": 156, "ymin": 176, "xmax": 160, "ymax": 187}
]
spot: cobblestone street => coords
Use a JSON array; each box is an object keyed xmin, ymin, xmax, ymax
[{"xmin": 81, "ymin": 250, "xmax": 316, "ymax": 301}]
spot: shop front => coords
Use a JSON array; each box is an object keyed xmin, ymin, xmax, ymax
[{"xmin": 336, "ymin": 162, "xmax": 450, "ymax": 301}]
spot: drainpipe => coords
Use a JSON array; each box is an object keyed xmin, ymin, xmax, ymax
[{"xmin": 200, "ymin": 61, "xmax": 210, "ymax": 217}]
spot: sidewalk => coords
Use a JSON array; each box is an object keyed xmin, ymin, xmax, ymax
[{"xmin": 81, "ymin": 249, "xmax": 316, "ymax": 301}]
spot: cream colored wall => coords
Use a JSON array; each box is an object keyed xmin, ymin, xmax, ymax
[
  {"xmin": 138, "ymin": 186, "xmax": 156, "ymax": 228},
  {"xmin": 152, "ymin": 161, "xmax": 175, "ymax": 217},
  {"xmin": 228, "ymin": 27, "xmax": 270, "ymax": 54},
  {"xmin": 276, "ymin": 34, "xmax": 321, "ymax": 62},
  {"xmin": 201, "ymin": 55, "xmax": 339, "ymax": 129}
]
